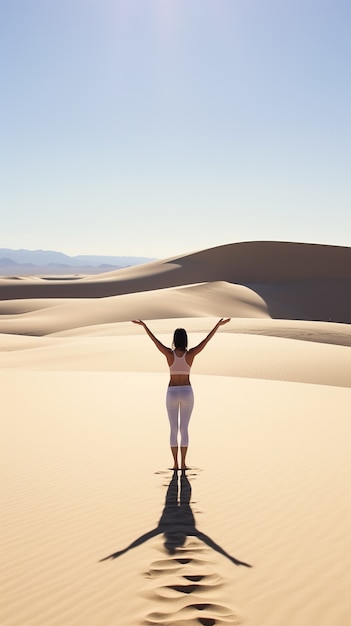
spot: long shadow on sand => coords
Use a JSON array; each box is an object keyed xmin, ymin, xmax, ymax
[{"xmin": 100, "ymin": 470, "xmax": 251, "ymax": 567}]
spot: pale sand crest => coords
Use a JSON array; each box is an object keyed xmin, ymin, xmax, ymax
[{"xmin": 1, "ymin": 241, "xmax": 351, "ymax": 626}]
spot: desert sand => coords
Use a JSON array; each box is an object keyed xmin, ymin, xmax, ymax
[{"xmin": 1, "ymin": 241, "xmax": 351, "ymax": 626}]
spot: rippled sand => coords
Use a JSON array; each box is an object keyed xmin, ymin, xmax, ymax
[{"xmin": 1, "ymin": 241, "xmax": 351, "ymax": 625}]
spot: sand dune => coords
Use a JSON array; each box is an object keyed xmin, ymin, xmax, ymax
[
  {"xmin": 1, "ymin": 241, "xmax": 350, "ymax": 322},
  {"xmin": 1, "ymin": 241, "xmax": 351, "ymax": 626},
  {"xmin": 1, "ymin": 329, "xmax": 350, "ymax": 388},
  {"xmin": 0, "ymin": 282, "xmax": 270, "ymax": 336}
]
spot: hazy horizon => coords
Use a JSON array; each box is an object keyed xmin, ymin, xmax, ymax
[
  {"xmin": 1, "ymin": 238, "xmax": 350, "ymax": 262},
  {"xmin": 1, "ymin": 1, "xmax": 350, "ymax": 257}
]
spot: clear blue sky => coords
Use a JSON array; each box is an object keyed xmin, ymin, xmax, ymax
[{"xmin": 1, "ymin": 0, "xmax": 350, "ymax": 258}]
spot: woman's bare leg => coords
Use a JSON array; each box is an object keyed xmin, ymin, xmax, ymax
[
  {"xmin": 171, "ymin": 446, "xmax": 179, "ymax": 470},
  {"xmin": 180, "ymin": 446, "xmax": 188, "ymax": 470}
]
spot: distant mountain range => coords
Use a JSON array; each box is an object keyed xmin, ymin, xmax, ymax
[{"xmin": 0, "ymin": 248, "xmax": 156, "ymax": 275}]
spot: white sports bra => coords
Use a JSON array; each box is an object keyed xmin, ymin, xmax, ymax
[{"xmin": 169, "ymin": 351, "xmax": 191, "ymax": 375}]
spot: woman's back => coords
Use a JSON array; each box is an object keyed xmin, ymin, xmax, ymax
[{"xmin": 169, "ymin": 350, "xmax": 191, "ymax": 375}]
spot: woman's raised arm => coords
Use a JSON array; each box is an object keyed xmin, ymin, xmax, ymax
[
  {"xmin": 132, "ymin": 320, "xmax": 172, "ymax": 357},
  {"xmin": 188, "ymin": 318, "xmax": 230, "ymax": 358}
]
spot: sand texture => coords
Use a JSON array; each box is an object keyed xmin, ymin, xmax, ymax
[{"xmin": 1, "ymin": 241, "xmax": 351, "ymax": 626}]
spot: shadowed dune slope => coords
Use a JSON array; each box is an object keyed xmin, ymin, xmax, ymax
[
  {"xmin": 0, "ymin": 283, "xmax": 269, "ymax": 336},
  {"xmin": 0, "ymin": 241, "xmax": 350, "ymax": 322}
]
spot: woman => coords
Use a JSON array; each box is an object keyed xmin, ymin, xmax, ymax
[{"xmin": 132, "ymin": 318, "xmax": 230, "ymax": 470}]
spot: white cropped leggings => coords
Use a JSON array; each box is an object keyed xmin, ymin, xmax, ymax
[{"xmin": 166, "ymin": 385, "xmax": 194, "ymax": 447}]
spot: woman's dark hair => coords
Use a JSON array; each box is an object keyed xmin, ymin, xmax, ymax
[{"xmin": 173, "ymin": 328, "xmax": 188, "ymax": 350}]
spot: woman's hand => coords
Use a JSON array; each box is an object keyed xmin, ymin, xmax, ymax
[{"xmin": 218, "ymin": 318, "xmax": 231, "ymax": 326}]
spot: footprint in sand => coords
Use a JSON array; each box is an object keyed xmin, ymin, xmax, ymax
[{"xmin": 144, "ymin": 549, "xmax": 241, "ymax": 625}]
